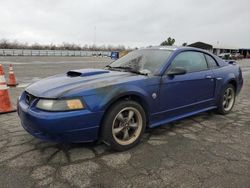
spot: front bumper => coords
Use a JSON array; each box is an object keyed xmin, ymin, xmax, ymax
[{"xmin": 18, "ymin": 97, "xmax": 104, "ymax": 143}]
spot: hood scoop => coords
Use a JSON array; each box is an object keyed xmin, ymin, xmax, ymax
[{"xmin": 67, "ymin": 69, "xmax": 110, "ymax": 77}]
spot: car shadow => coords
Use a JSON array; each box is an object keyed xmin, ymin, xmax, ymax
[{"xmin": 35, "ymin": 110, "xmax": 219, "ymax": 161}]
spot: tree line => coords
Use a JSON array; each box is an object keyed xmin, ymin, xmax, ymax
[
  {"xmin": 0, "ymin": 39, "xmax": 129, "ymax": 51},
  {"xmin": 0, "ymin": 37, "xmax": 185, "ymax": 51}
]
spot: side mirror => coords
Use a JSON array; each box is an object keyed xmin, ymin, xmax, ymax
[{"xmin": 167, "ymin": 67, "xmax": 187, "ymax": 76}]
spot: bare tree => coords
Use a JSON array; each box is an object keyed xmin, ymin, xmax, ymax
[{"xmin": 0, "ymin": 39, "xmax": 132, "ymax": 51}]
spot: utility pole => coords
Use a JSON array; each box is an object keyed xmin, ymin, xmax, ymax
[{"xmin": 94, "ymin": 26, "xmax": 96, "ymax": 45}]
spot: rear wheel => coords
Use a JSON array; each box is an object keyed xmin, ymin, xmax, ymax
[
  {"xmin": 217, "ymin": 84, "xmax": 236, "ymax": 115},
  {"xmin": 102, "ymin": 100, "xmax": 146, "ymax": 151}
]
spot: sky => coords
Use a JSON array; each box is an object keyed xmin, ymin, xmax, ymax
[{"xmin": 0, "ymin": 0, "xmax": 249, "ymax": 48}]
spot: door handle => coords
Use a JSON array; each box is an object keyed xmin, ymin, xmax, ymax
[{"xmin": 205, "ymin": 75, "xmax": 213, "ymax": 79}]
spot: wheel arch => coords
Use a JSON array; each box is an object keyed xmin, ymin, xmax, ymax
[
  {"xmin": 103, "ymin": 92, "xmax": 150, "ymax": 121},
  {"xmin": 227, "ymin": 79, "xmax": 237, "ymax": 92},
  {"xmin": 221, "ymin": 72, "xmax": 237, "ymax": 93},
  {"xmin": 97, "ymin": 92, "xmax": 150, "ymax": 139},
  {"xmin": 217, "ymin": 78, "xmax": 237, "ymax": 115}
]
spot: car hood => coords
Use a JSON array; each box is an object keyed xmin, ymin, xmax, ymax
[{"xmin": 26, "ymin": 68, "xmax": 146, "ymax": 98}]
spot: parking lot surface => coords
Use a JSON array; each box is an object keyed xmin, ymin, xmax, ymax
[{"xmin": 0, "ymin": 57, "xmax": 250, "ymax": 188}]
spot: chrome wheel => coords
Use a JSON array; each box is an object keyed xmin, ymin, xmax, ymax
[
  {"xmin": 112, "ymin": 107, "xmax": 143, "ymax": 146},
  {"xmin": 223, "ymin": 87, "xmax": 235, "ymax": 112}
]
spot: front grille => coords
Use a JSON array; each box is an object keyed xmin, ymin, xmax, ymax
[{"xmin": 25, "ymin": 92, "xmax": 37, "ymax": 105}]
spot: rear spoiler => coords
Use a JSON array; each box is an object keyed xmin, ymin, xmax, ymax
[{"xmin": 225, "ymin": 60, "xmax": 237, "ymax": 65}]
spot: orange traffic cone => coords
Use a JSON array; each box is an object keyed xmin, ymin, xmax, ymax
[
  {"xmin": 7, "ymin": 64, "xmax": 18, "ymax": 87},
  {"xmin": 0, "ymin": 64, "xmax": 16, "ymax": 114}
]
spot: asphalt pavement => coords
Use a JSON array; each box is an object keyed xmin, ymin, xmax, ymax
[{"xmin": 0, "ymin": 57, "xmax": 250, "ymax": 188}]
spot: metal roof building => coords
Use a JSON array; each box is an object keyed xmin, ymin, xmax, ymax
[
  {"xmin": 188, "ymin": 42, "xmax": 213, "ymax": 52},
  {"xmin": 188, "ymin": 42, "xmax": 243, "ymax": 56}
]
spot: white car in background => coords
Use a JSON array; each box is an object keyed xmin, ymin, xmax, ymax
[{"xmin": 218, "ymin": 53, "xmax": 232, "ymax": 59}]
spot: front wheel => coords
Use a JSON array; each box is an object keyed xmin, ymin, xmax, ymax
[
  {"xmin": 101, "ymin": 100, "xmax": 146, "ymax": 151},
  {"xmin": 217, "ymin": 84, "xmax": 236, "ymax": 115}
]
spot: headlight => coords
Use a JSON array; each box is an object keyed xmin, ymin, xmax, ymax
[{"xmin": 36, "ymin": 98, "xmax": 84, "ymax": 111}]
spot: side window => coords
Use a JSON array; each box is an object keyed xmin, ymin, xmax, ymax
[
  {"xmin": 170, "ymin": 51, "xmax": 208, "ymax": 73},
  {"xmin": 205, "ymin": 54, "xmax": 218, "ymax": 69}
]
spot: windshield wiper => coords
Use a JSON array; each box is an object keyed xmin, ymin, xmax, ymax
[
  {"xmin": 127, "ymin": 69, "xmax": 148, "ymax": 76},
  {"xmin": 110, "ymin": 66, "xmax": 148, "ymax": 76},
  {"xmin": 105, "ymin": 65, "xmax": 113, "ymax": 69},
  {"xmin": 105, "ymin": 65, "xmax": 127, "ymax": 70},
  {"xmin": 105, "ymin": 65, "xmax": 129, "ymax": 70},
  {"xmin": 111, "ymin": 66, "xmax": 132, "ymax": 70}
]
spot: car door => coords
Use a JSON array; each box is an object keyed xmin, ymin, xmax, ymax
[{"xmin": 159, "ymin": 51, "xmax": 216, "ymax": 119}]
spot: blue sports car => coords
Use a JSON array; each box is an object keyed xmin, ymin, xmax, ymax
[{"xmin": 18, "ymin": 46, "xmax": 243, "ymax": 151}]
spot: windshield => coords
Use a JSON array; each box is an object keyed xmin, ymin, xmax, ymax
[{"xmin": 108, "ymin": 49, "xmax": 173, "ymax": 75}]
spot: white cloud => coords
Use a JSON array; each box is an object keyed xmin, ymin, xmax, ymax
[{"xmin": 0, "ymin": 0, "xmax": 249, "ymax": 47}]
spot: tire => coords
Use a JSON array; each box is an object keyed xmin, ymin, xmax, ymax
[
  {"xmin": 217, "ymin": 84, "xmax": 236, "ymax": 115},
  {"xmin": 101, "ymin": 100, "xmax": 146, "ymax": 151}
]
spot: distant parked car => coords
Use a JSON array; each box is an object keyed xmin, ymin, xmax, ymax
[
  {"xmin": 218, "ymin": 53, "xmax": 231, "ymax": 60},
  {"xmin": 111, "ymin": 51, "xmax": 119, "ymax": 60},
  {"xmin": 231, "ymin": 53, "xmax": 244, "ymax": 60},
  {"xmin": 18, "ymin": 46, "xmax": 243, "ymax": 151}
]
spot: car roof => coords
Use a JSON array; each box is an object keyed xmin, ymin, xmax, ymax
[
  {"xmin": 140, "ymin": 46, "xmax": 204, "ymax": 52},
  {"xmin": 141, "ymin": 45, "xmax": 227, "ymax": 66}
]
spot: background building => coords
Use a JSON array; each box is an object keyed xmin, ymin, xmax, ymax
[
  {"xmin": 239, "ymin": 48, "xmax": 250, "ymax": 58},
  {"xmin": 188, "ymin": 42, "xmax": 213, "ymax": 52},
  {"xmin": 212, "ymin": 44, "xmax": 238, "ymax": 55},
  {"xmin": 188, "ymin": 41, "xmax": 249, "ymax": 58}
]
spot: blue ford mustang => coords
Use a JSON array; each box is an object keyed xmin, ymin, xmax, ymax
[{"xmin": 18, "ymin": 46, "xmax": 243, "ymax": 151}]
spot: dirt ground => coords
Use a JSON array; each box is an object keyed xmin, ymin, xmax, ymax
[{"xmin": 0, "ymin": 57, "xmax": 250, "ymax": 188}]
